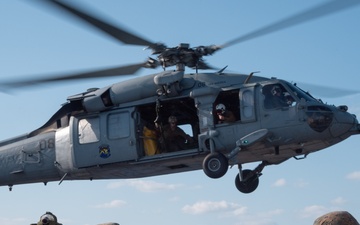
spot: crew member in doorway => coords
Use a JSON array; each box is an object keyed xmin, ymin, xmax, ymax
[
  {"xmin": 216, "ymin": 103, "xmax": 236, "ymax": 123},
  {"xmin": 159, "ymin": 116, "xmax": 194, "ymax": 152}
]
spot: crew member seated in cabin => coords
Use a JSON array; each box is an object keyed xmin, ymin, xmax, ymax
[
  {"xmin": 216, "ymin": 103, "xmax": 236, "ymax": 124},
  {"xmin": 159, "ymin": 116, "xmax": 194, "ymax": 152}
]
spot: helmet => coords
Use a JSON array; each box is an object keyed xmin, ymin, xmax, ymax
[
  {"xmin": 216, "ymin": 104, "xmax": 226, "ymax": 113},
  {"xmin": 271, "ymin": 85, "xmax": 282, "ymax": 96},
  {"xmin": 168, "ymin": 116, "xmax": 177, "ymax": 123},
  {"xmin": 36, "ymin": 212, "xmax": 62, "ymax": 225}
]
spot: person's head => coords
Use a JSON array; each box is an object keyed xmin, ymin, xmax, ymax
[
  {"xmin": 168, "ymin": 116, "xmax": 177, "ymax": 127},
  {"xmin": 271, "ymin": 85, "xmax": 282, "ymax": 96},
  {"xmin": 36, "ymin": 212, "xmax": 62, "ymax": 225},
  {"xmin": 216, "ymin": 103, "xmax": 226, "ymax": 115}
]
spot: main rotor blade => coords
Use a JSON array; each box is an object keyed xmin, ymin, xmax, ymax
[
  {"xmin": 222, "ymin": 0, "xmax": 360, "ymax": 48},
  {"xmin": 196, "ymin": 61, "xmax": 217, "ymax": 70},
  {"xmin": 40, "ymin": 0, "xmax": 154, "ymax": 46},
  {"xmin": 296, "ymin": 82, "xmax": 359, "ymax": 98},
  {"xmin": 0, "ymin": 62, "xmax": 146, "ymax": 88}
]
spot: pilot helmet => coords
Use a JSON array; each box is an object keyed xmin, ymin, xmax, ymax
[
  {"xmin": 271, "ymin": 85, "xmax": 282, "ymax": 96},
  {"xmin": 216, "ymin": 103, "xmax": 226, "ymax": 114},
  {"xmin": 168, "ymin": 116, "xmax": 177, "ymax": 124}
]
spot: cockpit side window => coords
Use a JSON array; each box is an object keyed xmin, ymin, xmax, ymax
[{"xmin": 262, "ymin": 84, "xmax": 295, "ymax": 109}]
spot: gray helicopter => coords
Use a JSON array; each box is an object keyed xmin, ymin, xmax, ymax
[{"xmin": 1, "ymin": 0, "xmax": 359, "ymax": 194}]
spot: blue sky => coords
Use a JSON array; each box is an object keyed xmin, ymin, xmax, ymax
[{"xmin": 1, "ymin": 0, "xmax": 360, "ymax": 224}]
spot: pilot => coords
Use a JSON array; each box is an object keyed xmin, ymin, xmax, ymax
[
  {"xmin": 31, "ymin": 211, "xmax": 62, "ymax": 225},
  {"xmin": 216, "ymin": 103, "xmax": 236, "ymax": 123},
  {"xmin": 159, "ymin": 116, "xmax": 193, "ymax": 152},
  {"xmin": 270, "ymin": 85, "xmax": 290, "ymax": 108}
]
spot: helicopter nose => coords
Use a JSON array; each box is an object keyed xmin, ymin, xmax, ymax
[{"xmin": 329, "ymin": 107, "xmax": 359, "ymax": 138}]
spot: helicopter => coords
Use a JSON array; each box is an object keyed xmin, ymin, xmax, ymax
[{"xmin": 0, "ymin": 0, "xmax": 359, "ymax": 194}]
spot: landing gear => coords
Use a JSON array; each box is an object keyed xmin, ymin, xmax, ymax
[
  {"xmin": 201, "ymin": 129, "xmax": 270, "ymax": 192},
  {"xmin": 235, "ymin": 169, "xmax": 259, "ymax": 194},
  {"xmin": 234, "ymin": 161, "xmax": 267, "ymax": 194},
  {"xmin": 202, "ymin": 152, "xmax": 229, "ymax": 178}
]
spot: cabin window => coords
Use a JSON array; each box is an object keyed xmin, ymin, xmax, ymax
[
  {"xmin": 78, "ymin": 117, "xmax": 100, "ymax": 144},
  {"xmin": 242, "ymin": 90, "xmax": 254, "ymax": 118},
  {"xmin": 178, "ymin": 124, "xmax": 193, "ymax": 136},
  {"xmin": 107, "ymin": 112, "xmax": 130, "ymax": 139}
]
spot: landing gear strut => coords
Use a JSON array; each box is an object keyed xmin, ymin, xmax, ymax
[
  {"xmin": 202, "ymin": 129, "xmax": 269, "ymax": 192},
  {"xmin": 234, "ymin": 161, "xmax": 268, "ymax": 194}
]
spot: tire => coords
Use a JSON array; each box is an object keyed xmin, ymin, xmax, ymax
[
  {"xmin": 202, "ymin": 152, "xmax": 229, "ymax": 179},
  {"xmin": 235, "ymin": 169, "xmax": 259, "ymax": 194}
]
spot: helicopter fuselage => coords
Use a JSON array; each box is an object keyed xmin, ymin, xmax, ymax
[{"xmin": 0, "ymin": 72, "xmax": 359, "ymax": 192}]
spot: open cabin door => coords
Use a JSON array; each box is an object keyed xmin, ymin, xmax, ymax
[{"xmin": 71, "ymin": 107, "xmax": 137, "ymax": 168}]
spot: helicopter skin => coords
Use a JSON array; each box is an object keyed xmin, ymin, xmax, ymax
[
  {"xmin": 1, "ymin": 0, "xmax": 360, "ymax": 193},
  {"xmin": 1, "ymin": 71, "xmax": 359, "ymax": 193}
]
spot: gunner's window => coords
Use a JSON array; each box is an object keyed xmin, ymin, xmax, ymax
[{"xmin": 214, "ymin": 89, "xmax": 240, "ymax": 124}]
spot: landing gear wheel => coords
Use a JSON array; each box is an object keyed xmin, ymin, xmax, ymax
[
  {"xmin": 202, "ymin": 152, "xmax": 229, "ymax": 179},
  {"xmin": 235, "ymin": 169, "xmax": 259, "ymax": 194}
]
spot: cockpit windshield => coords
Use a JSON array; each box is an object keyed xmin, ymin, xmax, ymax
[{"xmin": 284, "ymin": 81, "xmax": 318, "ymax": 102}]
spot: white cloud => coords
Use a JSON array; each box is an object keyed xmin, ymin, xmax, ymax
[
  {"xmin": 346, "ymin": 171, "xmax": 360, "ymax": 180},
  {"xmin": 272, "ymin": 178, "xmax": 286, "ymax": 187},
  {"xmin": 168, "ymin": 196, "xmax": 181, "ymax": 202},
  {"xmin": 182, "ymin": 200, "xmax": 227, "ymax": 214},
  {"xmin": 331, "ymin": 197, "xmax": 346, "ymax": 205},
  {"xmin": 294, "ymin": 179, "xmax": 309, "ymax": 188},
  {"xmin": 258, "ymin": 209, "xmax": 284, "ymax": 217},
  {"xmin": 106, "ymin": 179, "xmax": 182, "ymax": 192},
  {"xmin": 93, "ymin": 199, "xmax": 127, "ymax": 209},
  {"xmin": 182, "ymin": 200, "xmax": 245, "ymax": 215},
  {"xmin": 182, "ymin": 201, "xmax": 285, "ymax": 225},
  {"xmin": 232, "ymin": 208, "xmax": 284, "ymax": 225},
  {"xmin": 299, "ymin": 205, "xmax": 329, "ymax": 218},
  {"xmin": 0, "ymin": 218, "xmax": 27, "ymax": 225},
  {"xmin": 231, "ymin": 206, "xmax": 248, "ymax": 216},
  {"xmin": 233, "ymin": 217, "xmax": 277, "ymax": 225}
]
